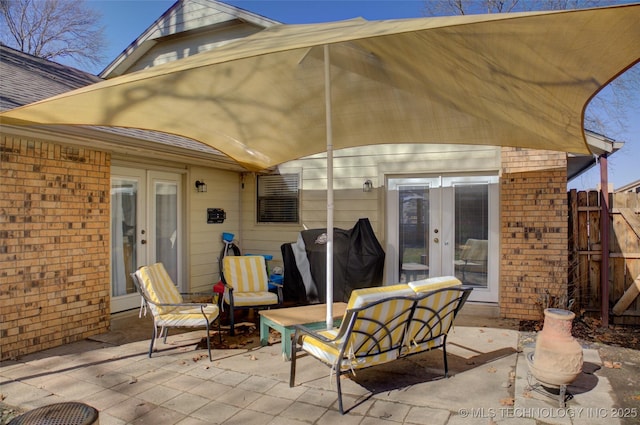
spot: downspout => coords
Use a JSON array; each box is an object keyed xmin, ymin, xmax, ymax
[{"xmin": 600, "ymin": 154, "xmax": 610, "ymax": 327}]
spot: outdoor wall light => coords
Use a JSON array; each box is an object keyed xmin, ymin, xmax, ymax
[
  {"xmin": 195, "ymin": 180, "xmax": 207, "ymax": 193},
  {"xmin": 363, "ymin": 179, "xmax": 373, "ymax": 192}
]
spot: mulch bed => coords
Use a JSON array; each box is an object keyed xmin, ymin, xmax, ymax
[{"xmin": 519, "ymin": 316, "xmax": 640, "ymax": 350}]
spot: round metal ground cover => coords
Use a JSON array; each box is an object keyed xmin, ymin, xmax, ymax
[{"xmin": 8, "ymin": 402, "xmax": 98, "ymax": 425}]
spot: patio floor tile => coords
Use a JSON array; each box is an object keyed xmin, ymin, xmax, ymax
[
  {"xmin": 131, "ymin": 405, "xmax": 187, "ymax": 425},
  {"xmin": 279, "ymin": 400, "xmax": 329, "ymax": 422},
  {"xmin": 174, "ymin": 416, "xmax": 211, "ymax": 425},
  {"xmin": 37, "ymin": 373, "xmax": 105, "ymax": 400},
  {"xmin": 403, "ymin": 406, "xmax": 451, "ymax": 425},
  {"xmin": 214, "ymin": 386, "xmax": 263, "ymax": 408},
  {"xmin": 136, "ymin": 384, "xmax": 183, "ymax": 405},
  {"xmin": 220, "ymin": 408, "xmax": 275, "ymax": 425},
  {"xmin": 187, "ymin": 380, "xmax": 233, "ymax": 400},
  {"xmin": 102, "ymin": 396, "xmax": 156, "ymax": 423},
  {"xmin": 317, "ymin": 409, "xmax": 365, "ymax": 425},
  {"xmin": 245, "ymin": 393, "xmax": 296, "ymax": 416},
  {"xmin": 0, "ymin": 379, "xmax": 53, "ymax": 406},
  {"xmin": 109, "ymin": 377, "xmax": 156, "ymax": 396},
  {"xmin": 161, "ymin": 392, "xmax": 211, "ymax": 415},
  {"xmin": 137, "ymin": 368, "xmax": 181, "ymax": 385},
  {"xmin": 367, "ymin": 399, "xmax": 412, "ymax": 422},
  {"xmin": 236, "ymin": 374, "xmax": 280, "ymax": 393},
  {"xmin": 92, "ymin": 411, "xmax": 128, "ymax": 425},
  {"xmin": 163, "ymin": 374, "xmax": 208, "ymax": 392},
  {"xmin": 70, "ymin": 367, "xmax": 133, "ymax": 389},
  {"xmin": 81, "ymin": 388, "xmax": 131, "ymax": 411},
  {"xmin": 266, "ymin": 381, "xmax": 308, "ymax": 400},
  {"xmin": 210, "ymin": 370, "xmax": 251, "ymax": 386},
  {"xmin": 190, "ymin": 400, "xmax": 239, "ymax": 423},
  {"xmin": 296, "ymin": 386, "xmax": 342, "ymax": 408},
  {"xmin": 184, "ymin": 363, "xmax": 224, "ymax": 380},
  {"xmin": 265, "ymin": 418, "xmax": 309, "ymax": 425}
]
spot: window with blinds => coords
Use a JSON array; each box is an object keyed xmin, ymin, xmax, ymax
[{"xmin": 257, "ymin": 174, "xmax": 300, "ymax": 223}]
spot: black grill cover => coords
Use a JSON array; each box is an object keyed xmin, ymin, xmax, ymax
[{"xmin": 283, "ymin": 218, "xmax": 385, "ymax": 304}]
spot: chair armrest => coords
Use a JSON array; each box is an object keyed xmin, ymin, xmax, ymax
[
  {"xmin": 148, "ymin": 300, "xmax": 213, "ymax": 309},
  {"xmin": 293, "ymin": 324, "xmax": 339, "ymax": 344},
  {"xmin": 296, "ymin": 325, "xmax": 336, "ymax": 342},
  {"xmin": 269, "ymin": 282, "xmax": 284, "ymax": 303}
]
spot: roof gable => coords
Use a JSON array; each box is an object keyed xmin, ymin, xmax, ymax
[{"xmin": 100, "ymin": 0, "xmax": 279, "ymax": 78}]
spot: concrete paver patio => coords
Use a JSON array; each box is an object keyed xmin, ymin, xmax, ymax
[{"xmin": 0, "ymin": 310, "xmax": 621, "ymax": 424}]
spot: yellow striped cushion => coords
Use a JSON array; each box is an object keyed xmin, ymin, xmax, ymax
[
  {"xmin": 137, "ymin": 263, "xmax": 183, "ymax": 315},
  {"xmin": 224, "ymin": 291, "xmax": 278, "ymax": 307},
  {"xmin": 408, "ymin": 276, "xmax": 461, "ymax": 293},
  {"xmin": 347, "ymin": 284, "xmax": 414, "ymax": 309},
  {"xmin": 402, "ymin": 337, "xmax": 442, "ymax": 355},
  {"xmin": 347, "ymin": 298, "xmax": 413, "ymax": 366},
  {"xmin": 222, "ymin": 256, "xmax": 269, "ymax": 292},
  {"xmin": 302, "ymin": 297, "xmax": 413, "ymax": 371},
  {"xmin": 403, "ymin": 287, "xmax": 461, "ymax": 355},
  {"xmin": 303, "ymin": 337, "xmax": 400, "ymax": 370},
  {"xmin": 300, "ymin": 329, "xmax": 343, "ymax": 365},
  {"xmin": 154, "ymin": 305, "xmax": 219, "ymax": 327}
]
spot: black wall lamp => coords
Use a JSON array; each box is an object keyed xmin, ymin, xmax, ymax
[{"xmin": 195, "ymin": 180, "xmax": 207, "ymax": 193}]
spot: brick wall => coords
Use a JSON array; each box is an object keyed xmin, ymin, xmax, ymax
[
  {"xmin": 0, "ymin": 135, "xmax": 111, "ymax": 360},
  {"xmin": 500, "ymin": 147, "xmax": 568, "ymax": 320}
]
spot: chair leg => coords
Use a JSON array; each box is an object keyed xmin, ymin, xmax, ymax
[
  {"xmin": 162, "ymin": 326, "xmax": 169, "ymax": 343},
  {"xmin": 289, "ymin": 333, "xmax": 297, "ymax": 387},
  {"xmin": 217, "ymin": 317, "xmax": 222, "ymax": 344},
  {"xmin": 336, "ymin": 366, "xmax": 344, "ymax": 414},
  {"xmin": 149, "ymin": 325, "xmax": 157, "ymax": 358},
  {"xmin": 229, "ymin": 304, "xmax": 235, "ymax": 336},
  {"xmin": 205, "ymin": 321, "xmax": 212, "ymax": 362},
  {"xmin": 442, "ymin": 343, "xmax": 449, "ymax": 378}
]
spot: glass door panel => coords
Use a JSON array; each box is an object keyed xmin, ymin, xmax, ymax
[
  {"xmin": 110, "ymin": 168, "xmax": 146, "ymax": 312},
  {"xmin": 111, "ymin": 178, "xmax": 138, "ymax": 297},
  {"xmin": 387, "ymin": 177, "xmax": 439, "ymax": 283},
  {"xmin": 148, "ymin": 171, "xmax": 183, "ymax": 290},
  {"xmin": 153, "ymin": 180, "xmax": 179, "ymax": 284},
  {"xmin": 453, "ymin": 184, "xmax": 489, "ymax": 287},
  {"xmin": 399, "ymin": 185, "xmax": 430, "ymax": 282}
]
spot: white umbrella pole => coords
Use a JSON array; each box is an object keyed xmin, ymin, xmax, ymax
[{"xmin": 324, "ymin": 44, "xmax": 334, "ymax": 330}]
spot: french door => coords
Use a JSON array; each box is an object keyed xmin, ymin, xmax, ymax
[
  {"xmin": 386, "ymin": 175, "xmax": 498, "ymax": 303},
  {"xmin": 110, "ymin": 167, "xmax": 183, "ymax": 312}
]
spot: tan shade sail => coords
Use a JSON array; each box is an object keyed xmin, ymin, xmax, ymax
[{"xmin": 1, "ymin": 5, "xmax": 639, "ymax": 170}]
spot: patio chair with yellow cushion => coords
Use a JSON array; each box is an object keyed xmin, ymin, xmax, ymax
[
  {"xmin": 221, "ymin": 255, "xmax": 283, "ymax": 336},
  {"xmin": 290, "ymin": 278, "xmax": 472, "ymax": 414},
  {"xmin": 289, "ymin": 284, "xmax": 416, "ymax": 413},
  {"xmin": 132, "ymin": 263, "xmax": 220, "ymax": 361}
]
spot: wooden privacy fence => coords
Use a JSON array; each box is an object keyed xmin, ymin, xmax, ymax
[{"xmin": 569, "ymin": 190, "xmax": 640, "ymax": 325}]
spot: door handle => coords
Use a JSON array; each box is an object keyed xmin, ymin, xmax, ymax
[
  {"xmin": 433, "ymin": 238, "xmax": 439, "ymax": 243},
  {"xmin": 141, "ymin": 239, "xmax": 147, "ymax": 245}
]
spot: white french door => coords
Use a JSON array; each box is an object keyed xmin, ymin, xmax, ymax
[
  {"xmin": 386, "ymin": 175, "xmax": 499, "ymax": 303},
  {"xmin": 110, "ymin": 167, "xmax": 183, "ymax": 312}
]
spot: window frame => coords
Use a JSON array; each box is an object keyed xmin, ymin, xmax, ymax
[{"xmin": 256, "ymin": 173, "xmax": 301, "ymax": 224}]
